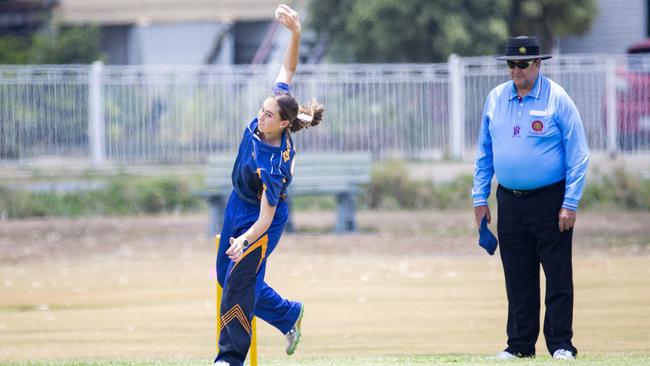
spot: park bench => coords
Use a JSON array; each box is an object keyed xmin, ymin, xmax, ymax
[{"xmin": 198, "ymin": 153, "xmax": 373, "ymax": 235}]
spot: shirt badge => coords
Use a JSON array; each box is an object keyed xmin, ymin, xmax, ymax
[
  {"xmin": 531, "ymin": 120, "xmax": 544, "ymax": 132},
  {"xmin": 513, "ymin": 124, "xmax": 521, "ymax": 137}
]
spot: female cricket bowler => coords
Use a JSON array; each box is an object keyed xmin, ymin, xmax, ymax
[{"xmin": 213, "ymin": 5, "xmax": 323, "ymax": 366}]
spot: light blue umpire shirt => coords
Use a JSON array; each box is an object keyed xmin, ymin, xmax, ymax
[{"xmin": 472, "ymin": 72, "xmax": 590, "ymax": 211}]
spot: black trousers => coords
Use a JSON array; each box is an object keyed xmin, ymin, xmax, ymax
[{"xmin": 496, "ymin": 181, "xmax": 577, "ymax": 357}]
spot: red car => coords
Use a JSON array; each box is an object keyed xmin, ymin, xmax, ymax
[{"xmin": 615, "ymin": 39, "xmax": 650, "ymax": 150}]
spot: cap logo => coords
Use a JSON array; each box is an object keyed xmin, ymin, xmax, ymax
[{"xmin": 519, "ymin": 46, "xmax": 527, "ymax": 54}]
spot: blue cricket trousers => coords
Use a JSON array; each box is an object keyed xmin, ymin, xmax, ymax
[{"xmin": 215, "ymin": 191, "xmax": 302, "ymax": 366}]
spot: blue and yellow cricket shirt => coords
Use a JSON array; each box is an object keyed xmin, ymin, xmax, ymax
[{"xmin": 231, "ymin": 82, "xmax": 295, "ymax": 207}]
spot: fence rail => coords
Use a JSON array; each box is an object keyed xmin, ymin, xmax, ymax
[{"xmin": 1, "ymin": 55, "xmax": 649, "ymax": 167}]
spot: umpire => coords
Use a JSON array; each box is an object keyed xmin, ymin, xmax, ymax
[{"xmin": 472, "ymin": 36, "xmax": 589, "ymax": 360}]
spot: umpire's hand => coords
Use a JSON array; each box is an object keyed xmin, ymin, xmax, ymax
[
  {"xmin": 474, "ymin": 205, "xmax": 491, "ymax": 228},
  {"xmin": 558, "ymin": 208, "xmax": 577, "ymax": 232}
]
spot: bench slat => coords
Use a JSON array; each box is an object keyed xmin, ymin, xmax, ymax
[{"xmin": 201, "ymin": 153, "xmax": 373, "ymax": 234}]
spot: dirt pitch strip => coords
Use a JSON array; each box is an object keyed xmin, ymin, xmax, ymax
[{"xmin": 1, "ymin": 210, "xmax": 649, "ymax": 364}]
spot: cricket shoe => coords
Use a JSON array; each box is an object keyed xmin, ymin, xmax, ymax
[
  {"xmin": 496, "ymin": 351, "xmax": 517, "ymax": 360},
  {"xmin": 553, "ymin": 349, "xmax": 576, "ymax": 360},
  {"xmin": 496, "ymin": 351, "xmax": 534, "ymax": 360},
  {"xmin": 285, "ymin": 303, "xmax": 305, "ymax": 355}
]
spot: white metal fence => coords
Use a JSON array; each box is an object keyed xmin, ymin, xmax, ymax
[{"xmin": 1, "ymin": 55, "xmax": 649, "ymax": 167}]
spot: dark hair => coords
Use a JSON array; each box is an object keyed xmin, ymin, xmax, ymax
[{"xmin": 275, "ymin": 94, "xmax": 324, "ymax": 133}]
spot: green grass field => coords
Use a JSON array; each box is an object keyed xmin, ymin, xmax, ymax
[
  {"xmin": 1, "ymin": 211, "xmax": 649, "ymax": 365},
  {"xmin": 4, "ymin": 354, "xmax": 650, "ymax": 366}
]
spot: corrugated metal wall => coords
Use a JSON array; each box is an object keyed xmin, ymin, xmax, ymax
[{"xmin": 560, "ymin": 0, "xmax": 648, "ymax": 54}]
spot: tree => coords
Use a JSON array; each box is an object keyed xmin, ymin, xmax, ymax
[
  {"xmin": 30, "ymin": 25, "xmax": 104, "ymax": 64},
  {"xmin": 508, "ymin": 0, "xmax": 598, "ymax": 53},
  {"xmin": 308, "ymin": 0, "xmax": 510, "ymax": 62},
  {"xmin": 307, "ymin": 0, "xmax": 598, "ymax": 62},
  {"xmin": 0, "ymin": 25, "xmax": 104, "ymax": 64},
  {"xmin": 0, "ymin": 36, "xmax": 31, "ymax": 64}
]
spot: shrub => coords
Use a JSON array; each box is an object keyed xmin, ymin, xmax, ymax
[
  {"xmin": 366, "ymin": 160, "xmax": 472, "ymax": 210},
  {"xmin": 0, "ymin": 175, "xmax": 202, "ymax": 219},
  {"xmin": 581, "ymin": 167, "xmax": 650, "ymax": 210}
]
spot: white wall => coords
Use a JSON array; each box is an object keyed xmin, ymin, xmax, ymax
[
  {"xmin": 560, "ymin": 0, "xmax": 648, "ymax": 54},
  {"xmin": 128, "ymin": 22, "xmax": 228, "ymax": 64}
]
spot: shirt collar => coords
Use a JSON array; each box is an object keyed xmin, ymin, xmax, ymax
[
  {"xmin": 509, "ymin": 72, "xmax": 543, "ymax": 100},
  {"xmin": 250, "ymin": 118, "xmax": 288, "ymax": 152},
  {"xmin": 280, "ymin": 127, "xmax": 288, "ymax": 150}
]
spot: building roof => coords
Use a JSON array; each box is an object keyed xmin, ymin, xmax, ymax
[{"xmin": 54, "ymin": 0, "xmax": 287, "ymax": 25}]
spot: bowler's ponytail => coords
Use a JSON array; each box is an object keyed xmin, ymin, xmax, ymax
[
  {"xmin": 290, "ymin": 99, "xmax": 324, "ymax": 133},
  {"xmin": 275, "ymin": 94, "xmax": 324, "ymax": 133}
]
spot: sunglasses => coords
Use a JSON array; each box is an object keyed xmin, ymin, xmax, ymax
[{"xmin": 507, "ymin": 60, "xmax": 536, "ymax": 69}]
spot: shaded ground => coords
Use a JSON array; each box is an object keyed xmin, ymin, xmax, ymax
[
  {"xmin": 0, "ymin": 210, "xmax": 649, "ymax": 362},
  {"xmin": 2, "ymin": 210, "xmax": 649, "ymax": 263}
]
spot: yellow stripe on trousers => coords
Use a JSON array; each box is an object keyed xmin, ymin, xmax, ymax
[{"xmin": 215, "ymin": 234, "xmax": 258, "ymax": 366}]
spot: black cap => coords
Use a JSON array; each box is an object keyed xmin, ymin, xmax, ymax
[{"xmin": 496, "ymin": 35, "xmax": 552, "ymax": 61}]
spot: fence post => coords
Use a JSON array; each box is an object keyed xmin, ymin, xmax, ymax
[
  {"xmin": 88, "ymin": 60, "xmax": 106, "ymax": 167},
  {"xmin": 605, "ymin": 56, "xmax": 619, "ymax": 157},
  {"xmin": 448, "ymin": 54, "xmax": 465, "ymax": 160}
]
